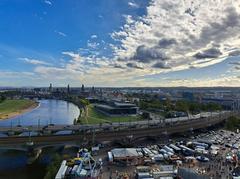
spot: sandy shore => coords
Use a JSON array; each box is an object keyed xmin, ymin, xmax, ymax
[{"xmin": 0, "ymin": 101, "xmax": 39, "ymax": 120}]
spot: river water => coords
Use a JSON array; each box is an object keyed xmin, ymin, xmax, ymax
[
  {"xmin": 0, "ymin": 99, "xmax": 80, "ymax": 178},
  {"xmin": 0, "ymin": 99, "xmax": 80, "ymax": 127}
]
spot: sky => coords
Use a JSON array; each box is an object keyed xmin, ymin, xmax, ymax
[{"xmin": 0, "ymin": 0, "xmax": 240, "ymax": 87}]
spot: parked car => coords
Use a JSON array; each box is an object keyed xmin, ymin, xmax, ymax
[{"xmin": 196, "ymin": 156, "xmax": 209, "ymax": 162}]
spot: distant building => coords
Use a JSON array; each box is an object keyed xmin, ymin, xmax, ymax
[
  {"xmin": 182, "ymin": 92, "xmax": 194, "ymax": 101},
  {"xmin": 81, "ymin": 84, "xmax": 85, "ymax": 92},
  {"xmin": 91, "ymin": 86, "xmax": 95, "ymax": 95},
  {"xmin": 95, "ymin": 101, "xmax": 138, "ymax": 116},
  {"xmin": 49, "ymin": 83, "xmax": 53, "ymax": 92},
  {"xmin": 202, "ymin": 98, "xmax": 240, "ymax": 110},
  {"xmin": 109, "ymin": 148, "xmax": 142, "ymax": 165},
  {"xmin": 67, "ymin": 84, "xmax": 70, "ymax": 94}
]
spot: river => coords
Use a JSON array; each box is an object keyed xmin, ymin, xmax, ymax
[
  {"xmin": 0, "ymin": 99, "xmax": 80, "ymax": 127},
  {"xmin": 0, "ymin": 99, "xmax": 80, "ymax": 178}
]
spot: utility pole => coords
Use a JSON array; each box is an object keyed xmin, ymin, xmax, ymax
[
  {"xmin": 92, "ymin": 129, "xmax": 95, "ymax": 145},
  {"xmin": 10, "ymin": 120, "xmax": 13, "ymax": 132},
  {"xmin": 38, "ymin": 118, "xmax": 40, "ymax": 134},
  {"xmin": 18, "ymin": 117, "xmax": 20, "ymax": 126},
  {"xmin": 28, "ymin": 129, "xmax": 31, "ymax": 143}
]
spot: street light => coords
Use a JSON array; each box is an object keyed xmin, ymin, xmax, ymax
[{"xmin": 24, "ymin": 127, "xmax": 33, "ymax": 146}]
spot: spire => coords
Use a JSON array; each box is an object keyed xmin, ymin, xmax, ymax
[{"xmin": 67, "ymin": 84, "xmax": 70, "ymax": 94}]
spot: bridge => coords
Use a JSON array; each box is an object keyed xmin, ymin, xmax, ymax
[
  {"xmin": 0, "ymin": 111, "xmax": 231, "ymax": 135},
  {"xmin": 0, "ymin": 111, "xmax": 237, "ymax": 151}
]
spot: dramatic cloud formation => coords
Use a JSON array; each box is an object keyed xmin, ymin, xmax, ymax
[
  {"xmin": 111, "ymin": 0, "xmax": 240, "ymax": 74},
  {"xmin": 152, "ymin": 61, "xmax": 171, "ymax": 69},
  {"xmin": 1, "ymin": 0, "xmax": 240, "ymax": 87},
  {"xmin": 194, "ymin": 48, "xmax": 222, "ymax": 59},
  {"xmin": 32, "ymin": 0, "xmax": 240, "ymax": 87}
]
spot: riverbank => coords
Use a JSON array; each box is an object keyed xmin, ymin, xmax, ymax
[{"xmin": 0, "ymin": 99, "xmax": 39, "ymax": 120}]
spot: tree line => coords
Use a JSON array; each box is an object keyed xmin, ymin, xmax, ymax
[{"xmin": 139, "ymin": 99, "xmax": 222, "ymax": 114}]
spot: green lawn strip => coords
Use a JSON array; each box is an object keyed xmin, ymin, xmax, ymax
[
  {"xmin": 105, "ymin": 116, "xmax": 140, "ymax": 123},
  {"xmin": 79, "ymin": 104, "xmax": 141, "ymax": 124},
  {"xmin": 0, "ymin": 99, "xmax": 35, "ymax": 114},
  {"xmin": 85, "ymin": 116, "xmax": 109, "ymax": 124}
]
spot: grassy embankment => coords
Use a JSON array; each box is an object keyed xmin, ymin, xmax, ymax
[
  {"xmin": 79, "ymin": 104, "xmax": 142, "ymax": 124},
  {"xmin": 0, "ymin": 99, "xmax": 38, "ymax": 120}
]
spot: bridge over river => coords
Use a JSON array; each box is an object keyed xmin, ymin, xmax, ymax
[
  {"xmin": 0, "ymin": 111, "xmax": 231, "ymax": 134},
  {"xmin": 0, "ymin": 111, "xmax": 237, "ymax": 151}
]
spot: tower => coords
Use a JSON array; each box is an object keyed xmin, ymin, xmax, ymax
[
  {"xmin": 67, "ymin": 84, "xmax": 70, "ymax": 94},
  {"xmin": 49, "ymin": 83, "xmax": 52, "ymax": 92},
  {"xmin": 81, "ymin": 84, "xmax": 85, "ymax": 92},
  {"xmin": 91, "ymin": 86, "xmax": 95, "ymax": 94}
]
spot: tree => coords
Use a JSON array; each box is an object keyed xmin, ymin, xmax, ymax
[
  {"xmin": 142, "ymin": 112, "xmax": 150, "ymax": 119},
  {"xmin": 175, "ymin": 100, "xmax": 189, "ymax": 112},
  {"xmin": 44, "ymin": 154, "xmax": 62, "ymax": 179},
  {"xmin": 0, "ymin": 95, "xmax": 6, "ymax": 103},
  {"xmin": 206, "ymin": 102, "xmax": 222, "ymax": 111},
  {"xmin": 225, "ymin": 116, "xmax": 240, "ymax": 131}
]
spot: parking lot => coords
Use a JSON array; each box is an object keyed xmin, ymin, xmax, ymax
[{"xmin": 93, "ymin": 129, "xmax": 240, "ymax": 179}]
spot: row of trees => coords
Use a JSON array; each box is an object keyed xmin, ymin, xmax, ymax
[{"xmin": 139, "ymin": 99, "xmax": 222, "ymax": 113}]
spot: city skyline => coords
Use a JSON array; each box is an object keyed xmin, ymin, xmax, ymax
[{"xmin": 0, "ymin": 0, "xmax": 240, "ymax": 87}]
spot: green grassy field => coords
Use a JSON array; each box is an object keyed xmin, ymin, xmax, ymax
[
  {"xmin": 79, "ymin": 105, "xmax": 142, "ymax": 124},
  {"xmin": 0, "ymin": 99, "xmax": 38, "ymax": 119}
]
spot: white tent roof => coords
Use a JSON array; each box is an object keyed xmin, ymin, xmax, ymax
[{"xmin": 111, "ymin": 148, "xmax": 140, "ymax": 158}]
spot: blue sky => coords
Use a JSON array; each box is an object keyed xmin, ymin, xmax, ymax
[{"xmin": 0, "ymin": 0, "xmax": 240, "ymax": 87}]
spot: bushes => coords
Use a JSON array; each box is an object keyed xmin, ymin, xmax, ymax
[
  {"xmin": 44, "ymin": 154, "xmax": 62, "ymax": 179},
  {"xmin": 225, "ymin": 116, "xmax": 240, "ymax": 131},
  {"xmin": 0, "ymin": 95, "xmax": 6, "ymax": 103}
]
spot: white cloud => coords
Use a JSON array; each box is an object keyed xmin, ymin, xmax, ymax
[
  {"xmin": 0, "ymin": 71, "xmax": 34, "ymax": 77},
  {"xmin": 20, "ymin": 57, "xmax": 51, "ymax": 66},
  {"xmin": 55, "ymin": 30, "xmax": 67, "ymax": 37},
  {"xmin": 111, "ymin": 0, "xmax": 240, "ymax": 74},
  {"xmin": 8, "ymin": 0, "xmax": 240, "ymax": 87},
  {"xmin": 44, "ymin": 0, "xmax": 52, "ymax": 5},
  {"xmin": 91, "ymin": 35, "xmax": 97, "ymax": 39},
  {"xmin": 87, "ymin": 41, "xmax": 99, "ymax": 49},
  {"xmin": 128, "ymin": 1, "xmax": 139, "ymax": 8}
]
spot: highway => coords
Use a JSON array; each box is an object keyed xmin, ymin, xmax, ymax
[{"xmin": 0, "ymin": 111, "xmax": 235, "ymax": 147}]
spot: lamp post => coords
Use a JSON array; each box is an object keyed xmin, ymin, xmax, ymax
[
  {"xmin": 38, "ymin": 118, "xmax": 40, "ymax": 130},
  {"xmin": 10, "ymin": 120, "xmax": 13, "ymax": 132},
  {"xmin": 25, "ymin": 127, "xmax": 33, "ymax": 146}
]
